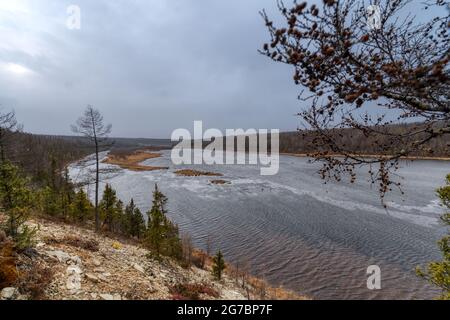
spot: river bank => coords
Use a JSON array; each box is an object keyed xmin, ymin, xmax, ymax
[
  {"xmin": 280, "ymin": 152, "xmax": 450, "ymax": 161},
  {"xmin": 0, "ymin": 214, "xmax": 307, "ymax": 300}
]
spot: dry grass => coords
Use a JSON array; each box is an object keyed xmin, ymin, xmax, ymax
[
  {"xmin": 44, "ymin": 235, "xmax": 100, "ymax": 252},
  {"xmin": 15, "ymin": 260, "xmax": 54, "ymax": 300},
  {"xmin": 170, "ymin": 282, "xmax": 219, "ymax": 300},
  {"xmin": 226, "ymin": 263, "xmax": 309, "ymax": 300},
  {"xmin": 0, "ymin": 240, "xmax": 19, "ymax": 288},
  {"xmin": 175, "ymin": 169, "xmax": 223, "ymax": 177},
  {"xmin": 103, "ymin": 150, "xmax": 168, "ymax": 171}
]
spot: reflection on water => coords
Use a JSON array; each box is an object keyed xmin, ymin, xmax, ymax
[{"xmin": 69, "ymin": 150, "xmax": 450, "ymax": 299}]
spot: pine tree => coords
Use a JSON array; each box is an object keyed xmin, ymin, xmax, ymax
[
  {"xmin": 212, "ymin": 250, "xmax": 226, "ymax": 281},
  {"xmin": 417, "ymin": 174, "xmax": 450, "ymax": 300},
  {"xmin": 145, "ymin": 184, "xmax": 181, "ymax": 259},
  {"xmin": 0, "ymin": 161, "xmax": 36, "ymax": 248}
]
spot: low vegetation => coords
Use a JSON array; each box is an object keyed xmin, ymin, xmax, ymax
[
  {"xmin": 210, "ymin": 180, "xmax": 231, "ymax": 185},
  {"xmin": 175, "ymin": 169, "xmax": 223, "ymax": 177},
  {"xmin": 169, "ymin": 282, "xmax": 219, "ymax": 300}
]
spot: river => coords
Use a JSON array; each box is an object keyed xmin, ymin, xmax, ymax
[{"xmin": 69, "ymin": 150, "xmax": 450, "ymax": 299}]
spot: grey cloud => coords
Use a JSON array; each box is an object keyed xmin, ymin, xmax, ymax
[{"xmin": 0, "ymin": 0, "xmax": 308, "ymax": 138}]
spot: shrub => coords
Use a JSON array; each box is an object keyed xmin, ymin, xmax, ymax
[
  {"xmin": 169, "ymin": 283, "xmax": 219, "ymax": 300},
  {"xmin": 44, "ymin": 236, "xmax": 99, "ymax": 252},
  {"xmin": 15, "ymin": 260, "xmax": 54, "ymax": 300}
]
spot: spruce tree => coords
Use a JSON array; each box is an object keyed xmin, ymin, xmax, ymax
[
  {"xmin": 124, "ymin": 198, "xmax": 135, "ymax": 236},
  {"xmin": 40, "ymin": 186, "xmax": 60, "ymax": 217},
  {"xmin": 114, "ymin": 199, "xmax": 124, "ymax": 233},
  {"xmin": 132, "ymin": 207, "xmax": 146, "ymax": 239},
  {"xmin": 61, "ymin": 168, "xmax": 75, "ymax": 219},
  {"xmin": 212, "ymin": 250, "xmax": 226, "ymax": 281},
  {"xmin": 125, "ymin": 199, "xmax": 146, "ymax": 238},
  {"xmin": 99, "ymin": 184, "xmax": 118, "ymax": 231},
  {"xmin": 71, "ymin": 189, "xmax": 93, "ymax": 223},
  {"xmin": 146, "ymin": 184, "xmax": 166, "ymax": 257},
  {"xmin": 145, "ymin": 184, "xmax": 181, "ymax": 259}
]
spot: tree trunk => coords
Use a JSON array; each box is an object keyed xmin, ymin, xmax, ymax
[
  {"xmin": 94, "ymin": 140, "xmax": 100, "ymax": 231},
  {"xmin": 0, "ymin": 129, "xmax": 5, "ymax": 164}
]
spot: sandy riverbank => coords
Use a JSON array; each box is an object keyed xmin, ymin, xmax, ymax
[{"xmin": 102, "ymin": 150, "xmax": 169, "ymax": 171}]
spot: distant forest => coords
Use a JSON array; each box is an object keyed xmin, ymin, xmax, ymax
[
  {"xmin": 5, "ymin": 132, "xmax": 90, "ymax": 185},
  {"xmin": 280, "ymin": 122, "xmax": 450, "ymax": 157},
  {"xmin": 7, "ymin": 122, "xmax": 450, "ymax": 176}
]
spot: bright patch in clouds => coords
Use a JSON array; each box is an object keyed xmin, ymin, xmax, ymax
[
  {"xmin": 4, "ymin": 63, "xmax": 33, "ymax": 75},
  {"xmin": 0, "ymin": 0, "xmax": 30, "ymax": 14}
]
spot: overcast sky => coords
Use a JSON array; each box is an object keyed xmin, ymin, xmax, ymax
[
  {"xmin": 0, "ymin": 0, "xmax": 440, "ymax": 138},
  {"xmin": 0, "ymin": 0, "xmax": 309, "ymax": 138}
]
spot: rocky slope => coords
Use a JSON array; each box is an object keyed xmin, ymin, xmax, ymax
[{"xmin": 1, "ymin": 217, "xmax": 307, "ymax": 300}]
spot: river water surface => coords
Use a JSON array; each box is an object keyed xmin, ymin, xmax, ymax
[{"xmin": 69, "ymin": 150, "xmax": 450, "ymax": 299}]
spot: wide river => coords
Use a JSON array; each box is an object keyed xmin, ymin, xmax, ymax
[{"xmin": 69, "ymin": 150, "xmax": 450, "ymax": 300}]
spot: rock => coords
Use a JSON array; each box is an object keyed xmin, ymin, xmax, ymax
[
  {"xmin": 133, "ymin": 263, "xmax": 145, "ymax": 274},
  {"xmin": 90, "ymin": 293, "xmax": 98, "ymax": 299},
  {"xmin": 99, "ymin": 293, "xmax": 114, "ymax": 300},
  {"xmin": 70, "ymin": 255, "xmax": 82, "ymax": 266},
  {"xmin": 67, "ymin": 265, "xmax": 83, "ymax": 275},
  {"xmin": 92, "ymin": 258, "xmax": 101, "ymax": 267},
  {"xmin": 85, "ymin": 273, "xmax": 100, "ymax": 283},
  {"xmin": 22, "ymin": 247, "xmax": 39, "ymax": 259},
  {"xmin": 46, "ymin": 250, "xmax": 71, "ymax": 263},
  {"xmin": 93, "ymin": 267, "xmax": 105, "ymax": 273},
  {"xmin": 36, "ymin": 242, "xmax": 46, "ymax": 248},
  {"xmin": 1, "ymin": 287, "xmax": 17, "ymax": 300},
  {"xmin": 97, "ymin": 273, "xmax": 111, "ymax": 282},
  {"xmin": 66, "ymin": 265, "xmax": 83, "ymax": 291}
]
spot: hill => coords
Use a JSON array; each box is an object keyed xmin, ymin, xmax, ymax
[{"xmin": 0, "ymin": 215, "xmax": 307, "ymax": 300}]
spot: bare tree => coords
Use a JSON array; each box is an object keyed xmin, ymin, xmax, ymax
[
  {"xmin": 181, "ymin": 232, "xmax": 193, "ymax": 267},
  {"xmin": 261, "ymin": 0, "xmax": 449, "ymax": 201},
  {"xmin": 0, "ymin": 109, "xmax": 21, "ymax": 164},
  {"xmin": 72, "ymin": 105, "xmax": 112, "ymax": 231}
]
